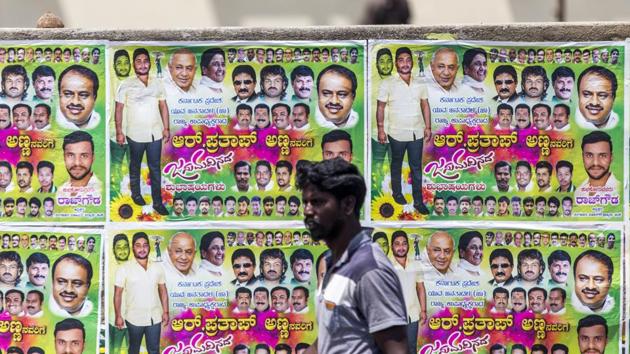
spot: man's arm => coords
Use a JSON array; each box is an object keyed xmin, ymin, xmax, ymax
[
  {"xmin": 114, "ymin": 102, "xmax": 125, "ymax": 145},
  {"xmin": 113, "ymin": 286, "xmax": 124, "ymax": 329},
  {"xmin": 373, "ymin": 325, "xmax": 408, "ymax": 354},
  {"xmin": 159, "ymin": 99, "xmax": 170, "ymax": 142},
  {"xmin": 417, "ymin": 281, "xmax": 427, "ymax": 325},
  {"xmin": 158, "ymin": 283, "xmax": 169, "ymax": 325},
  {"xmin": 376, "ymin": 100, "xmax": 388, "ymax": 144},
  {"xmin": 421, "ymin": 98, "xmax": 431, "ymax": 141},
  {"xmin": 303, "ymin": 339, "xmax": 318, "ymax": 354}
]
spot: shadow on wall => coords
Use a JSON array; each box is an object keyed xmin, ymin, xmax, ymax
[{"xmin": 0, "ymin": 0, "xmax": 64, "ymax": 27}]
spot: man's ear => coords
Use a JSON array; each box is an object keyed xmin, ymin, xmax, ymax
[{"xmin": 340, "ymin": 195, "xmax": 356, "ymax": 216}]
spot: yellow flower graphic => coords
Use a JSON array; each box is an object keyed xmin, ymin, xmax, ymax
[
  {"xmin": 110, "ymin": 195, "xmax": 142, "ymax": 222},
  {"xmin": 371, "ymin": 194, "xmax": 403, "ymax": 221}
]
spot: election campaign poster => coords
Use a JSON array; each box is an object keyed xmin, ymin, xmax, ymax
[
  {"xmin": 0, "ymin": 227, "xmax": 101, "ymax": 353},
  {"xmin": 106, "ymin": 227, "xmax": 324, "ymax": 354},
  {"xmin": 368, "ymin": 41, "xmax": 625, "ymax": 222},
  {"xmin": 0, "ymin": 42, "xmax": 107, "ymax": 223},
  {"xmin": 108, "ymin": 42, "xmax": 365, "ymax": 222},
  {"xmin": 372, "ymin": 225, "xmax": 622, "ymax": 354}
]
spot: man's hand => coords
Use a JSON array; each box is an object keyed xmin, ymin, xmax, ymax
[
  {"xmin": 115, "ymin": 315, "xmax": 125, "ymax": 330},
  {"xmin": 420, "ymin": 310, "xmax": 427, "ymax": 325},
  {"xmin": 378, "ymin": 129, "xmax": 388, "ymax": 144},
  {"xmin": 116, "ymin": 132, "xmax": 125, "ymax": 146},
  {"xmin": 162, "ymin": 312, "xmax": 169, "ymax": 327},
  {"xmin": 423, "ymin": 127, "xmax": 432, "ymax": 142},
  {"xmin": 162, "ymin": 128, "xmax": 170, "ymax": 143}
]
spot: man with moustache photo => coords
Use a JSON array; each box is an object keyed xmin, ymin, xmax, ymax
[
  {"xmin": 572, "ymin": 250, "xmax": 614, "ymax": 314},
  {"xmin": 56, "ymin": 65, "xmax": 101, "ymax": 130},
  {"xmin": 231, "ymin": 248, "xmax": 257, "ymax": 286},
  {"xmin": 0, "ymin": 65, "xmax": 29, "ymax": 105},
  {"xmin": 257, "ymin": 248, "xmax": 288, "ymax": 286},
  {"xmin": 510, "ymin": 287, "xmax": 527, "ymax": 313},
  {"xmin": 315, "ymin": 64, "xmax": 359, "ymax": 129},
  {"xmin": 231, "ymin": 65, "xmax": 257, "ymax": 103},
  {"xmin": 375, "ymin": 48, "xmax": 393, "ymax": 79},
  {"xmin": 492, "ymin": 65, "xmax": 519, "ymax": 103},
  {"xmin": 291, "ymin": 65, "xmax": 314, "ymax": 102},
  {"xmin": 515, "ymin": 249, "xmax": 545, "ymax": 287},
  {"xmin": 50, "ymin": 253, "xmax": 94, "ymax": 318},
  {"xmin": 162, "ymin": 232, "xmax": 198, "ymax": 285},
  {"xmin": 32, "ymin": 103, "xmax": 51, "ymax": 131},
  {"xmin": 163, "ymin": 48, "xmax": 210, "ymax": 98},
  {"xmin": 488, "ymin": 248, "xmax": 515, "ymax": 287},
  {"xmin": 376, "ymin": 46, "xmax": 431, "ymax": 214},
  {"xmin": 25, "ymin": 252, "xmax": 49, "ymax": 290},
  {"xmin": 519, "ymin": 66, "xmax": 549, "ymax": 104},
  {"xmin": 290, "ymin": 249, "xmax": 313, "ymax": 285},
  {"xmin": 575, "ymin": 66, "xmax": 619, "ymax": 129},
  {"xmin": 115, "ymin": 232, "xmax": 169, "ymax": 354},
  {"xmin": 551, "ymin": 67, "xmax": 575, "ymax": 104},
  {"xmin": 548, "ymin": 250, "xmax": 571, "ymax": 287},
  {"xmin": 115, "ymin": 47, "xmax": 170, "ymax": 216},
  {"xmin": 31, "ymin": 65, "xmax": 55, "ymax": 103},
  {"xmin": 577, "ymin": 315, "xmax": 609, "ymax": 354},
  {"xmin": 259, "ymin": 65, "xmax": 288, "ymax": 104}
]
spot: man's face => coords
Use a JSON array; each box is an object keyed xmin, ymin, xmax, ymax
[
  {"xmin": 5, "ymin": 292, "xmax": 22, "ymax": 315},
  {"xmin": 255, "ymin": 165, "xmax": 271, "ymax": 188},
  {"xmin": 263, "ymin": 201, "xmax": 273, "ymax": 215},
  {"xmin": 579, "ymin": 72, "xmax": 615, "ymax": 126},
  {"xmin": 271, "ymin": 289, "xmax": 289, "ymax": 312},
  {"xmin": 254, "ymin": 107, "xmax": 270, "ymax": 129},
  {"xmin": 168, "ymin": 53, "xmax": 196, "ymax": 91},
  {"xmin": 114, "ymin": 54, "xmax": 131, "ymax": 77},
  {"xmin": 553, "ymin": 106, "xmax": 569, "ymax": 129},
  {"xmin": 462, "ymin": 237, "xmax": 483, "ymax": 266},
  {"xmin": 317, "ymin": 71, "xmax": 355, "ymax": 123},
  {"xmin": 289, "ymin": 202, "xmax": 299, "ymax": 215},
  {"xmin": 256, "ymin": 49, "xmax": 264, "ymax": 63},
  {"xmin": 212, "ymin": 200, "xmax": 222, "ymax": 215},
  {"xmin": 516, "ymin": 165, "xmax": 531, "ymax": 189},
  {"xmin": 519, "ymin": 257, "xmax": 541, "ymax": 282},
  {"xmin": 276, "ymin": 167, "xmax": 291, "ymax": 189},
  {"xmin": 34, "ymin": 75, "xmax": 55, "ymax": 100},
  {"xmin": 578, "ymin": 325, "xmax": 607, "ymax": 354},
  {"xmin": 0, "ymin": 166, "xmax": 11, "ymax": 189},
  {"xmin": 494, "ymin": 73, "xmax": 516, "ymax": 99},
  {"xmin": 52, "ymin": 259, "xmax": 90, "ymax": 313},
  {"xmin": 292, "ymin": 75, "xmax": 313, "ymax": 99},
  {"xmin": 494, "ymin": 165, "xmax": 511, "ymax": 191},
  {"xmin": 132, "ymin": 53, "xmax": 151, "ymax": 76},
  {"xmin": 205, "ymin": 54, "xmax": 225, "ymax": 83},
  {"xmin": 431, "ymin": 50, "xmax": 458, "ymax": 90},
  {"xmin": 494, "ymin": 292, "xmax": 508, "ymax": 312},
  {"xmin": 472, "ymin": 200, "xmax": 482, "ymax": 215},
  {"xmin": 548, "ymin": 202, "xmax": 559, "ymax": 215},
  {"xmin": 498, "ymin": 201, "xmax": 508, "ymax": 214},
  {"xmin": 55, "ymin": 328, "xmax": 85, "ymax": 354},
  {"xmin": 392, "ymin": 236, "xmax": 409, "ymax": 258},
  {"xmin": 292, "ymin": 288, "xmax": 307, "ymax": 312},
  {"xmin": 322, "ymin": 140, "xmax": 352, "ymax": 163},
  {"xmin": 172, "ymin": 199, "xmax": 184, "ymax": 215},
  {"xmin": 557, "ymin": 166, "xmax": 572, "ymax": 190},
  {"xmin": 549, "ymin": 259, "xmax": 570, "ymax": 284},
  {"xmin": 426, "ymin": 233, "xmax": 454, "ymax": 274},
  {"xmin": 3, "ymin": 203, "xmax": 13, "ymax": 217},
  {"xmin": 532, "ymin": 107, "xmax": 550, "ymax": 130},
  {"xmin": 528, "ymin": 290, "xmax": 546, "ymax": 313},
  {"xmin": 582, "ymin": 141, "xmax": 612, "ymax": 181},
  {"xmin": 185, "ymin": 200, "xmax": 197, "ymax": 215},
  {"xmin": 16, "ymin": 167, "xmax": 32, "ymax": 189},
  {"xmin": 226, "ymin": 201, "xmax": 235, "ymax": 214},
  {"xmin": 232, "ymin": 256, "xmax": 254, "ymax": 283},
  {"xmin": 262, "ymin": 74, "xmax": 286, "ymax": 99},
  {"xmin": 254, "ymin": 290, "xmax": 268, "ymax": 312},
  {"xmin": 575, "ymin": 257, "xmax": 611, "ymax": 310},
  {"xmin": 238, "ymin": 201, "xmax": 248, "ymax": 215},
  {"xmin": 0, "ymin": 108, "xmax": 10, "ymax": 129},
  {"xmin": 301, "ymin": 184, "xmax": 346, "ymax": 242},
  {"xmin": 33, "ymin": 106, "xmax": 51, "ymax": 129},
  {"xmin": 536, "ymin": 167, "xmax": 550, "ymax": 189},
  {"xmin": 272, "ymin": 106, "xmax": 290, "ymax": 129},
  {"xmin": 523, "ymin": 74, "xmax": 545, "ymax": 99},
  {"xmin": 276, "ymin": 200, "xmax": 286, "ymax": 214},
  {"xmin": 292, "ymin": 258, "xmax": 312, "ymax": 283},
  {"xmin": 233, "ymin": 73, "xmax": 256, "ymax": 100},
  {"xmin": 64, "ymin": 141, "xmax": 94, "ymax": 182},
  {"xmin": 16, "ymin": 201, "xmax": 26, "ymax": 215},
  {"xmin": 395, "ymin": 53, "xmax": 413, "ymax": 76},
  {"xmin": 536, "ymin": 50, "xmax": 545, "ymax": 62},
  {"xmin": 235, "ymin": 165, "xmax": 250, "ymax": 190},
  {"xmin": 497, "ymin": 109, "xmax": 512, "ymax": 129},
  {"xmin": 292, "ymin": 105, "xmax": 309, "ymax": 129},
  {"xmin": 199, "ymin": 201, "xmax": 210, "ymax": 215},
  {"xmin": 2, "ymin": 73, "xmax": 25, "ymax": 99},
  {"xmin": 275, "ymin": 49, "xmax": 284, "ymax": 62},
  {"xmin": 113, "ymin": 239, "xmax": 130, "ymax": 262},
  {"xmin": 490, "ymin": 256, "xmax": 512, "ymax": 283},
  {"xmin": 464, "ymin": 53, "xmax": 487, "ymax": 82},
  {"xmin": 446, "ymin": 200, "xmax": 457, "ymax": 215},
  {"xmin": 236, "ymin": 292, "xmax": 251, "ymax": 312},
  {"xmin": 59, "ymin": 71, "xmax": 96, "ymax": 126},
  {"xmin": 25, "ymin": 292, "xmax": 42, "ymax": 315},
  {"xmin": 167, "ymin": 234, "xmax": 196, "ymax": 274},
  {"xmin": 377, "ymin": 54, "xmax": 393, "ymax": 76},
  {"xmin": 433, "ymin": 199, "xmax": 445, "ymax": 214},
  {"xmin": 28, "ymin": 262, "xmax": 49, "ymax": 286},
  {"xmin": 511, "ymin": 291, "xmax": 526, "ymax": 312},
  {"xmin": 459, "ymin": 201, "xmax": 470, "ymax": 214},
  {"xmin": 554, "ymin": 76, "xmax": 574, "ymax": 100},
  {"xmin": 13, "ymin": 107, "xmax": 30, "ymax": 130}
]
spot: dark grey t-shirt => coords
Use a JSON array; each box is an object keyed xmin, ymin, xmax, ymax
[{"xmin": 316, "ymin": 228, "xmax": 408, "ymax": 354}]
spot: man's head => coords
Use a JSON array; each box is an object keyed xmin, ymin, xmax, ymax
[
  {"xmin": 458, "ymin": 231, "xmax": 483, "ymax": 266},
  {"xmin": 0, "ymin": 251, "xmax": 22, "ymax": 286},
  {"xmin": 260, "ymin": 65, "xmax": 288, "ymax": 100},
  {"xmin": 552, "ymin": 66, "xmax": 575, "ymax": 101},
  {"xmin": 26, "ymin": 252, "xmax": 49, "ymax": 287},
  {"xmin": 292, "ymin": 286, "xmax": 309, "ymax": 312},
  {"xmin": 235, "ymin": 287, "xmax": 251, "ymax": 313},
  {"xmin": 16, "ymin": 161, "xmax": 33, "ymax": 191},
  {"xmin": 376, "ymin": 48, "xmax": 393, "ymax": 77},
  {"xmin": 233, "ymin": 160, "xmax": 251, "ymax": 191},
  {"xmin": 548, "ymin": 250, "xmax": 571, "ymax": 284},
  {"xmin": 372, "ymin": 232, "xmax": 389, "ymax": 255},
  {"xmin": 515, "ymin": 161, "xmax": 532, "ymax": 191},
  {"xmin": 577, "ymin": 315, "xmax": 608, "ymax": 354},
  {"xmin": 321, "ymin": 129, "xmax": 353, "ymax": 162},
  {"xmin": 581, "ymin": 131, "xmax": 613, "ymax": 183},
  {"xmin": 112, "ymin": 233, "xmax": 130, "ymax": 263},
  {"xmin": 200, "ymin": 48, "xmax": 225, "ymax": 83},
  {"xmin": 271, "ymin": 103, "xmax": 291, "ymax": 130},
  {"xmin": 574, "ymin": 250, "xmax": 613, "ymax": 311},
  {"xmin": 32, "ymin": 65, "xmax": 56, "ymax": 101},
  {"xmin": 489, "ymin": 248, "xmax": 513, "ymax": 283},
  {"xmin": 492, "ymin": 287, "xmax": 509, "ymax": 313},
  {"xmin": 578, "ymin": 66, "xmax": 617, "ymax": 127},
  {"xmin": 553, "ymin": 104, "xmax": 570, "ymax": 130},
  {"xmin": 493, "ymin": 65, "xmax": 517, "ymax": 100},
  {"xmin": 291, "ymin": 102, "xmax": 310, "ymax": 129},
  {"xmin": 254, "ymin": 160, "xmax": 272, "ymax": 189},
  {"xmin": 232, "ymin": 65, "xmax": 257, "ymax": 101},
  {"xmin": 494, "ymin": 161, "xmax": 511, "ymax": 192},
  {"xmin": 426, "ymin": 231, "xmax": 454, "ymax": 274},
  {"xmin": 532, "ymin": 103, "xmax": 551, "ymax": 130},
  {"xmin": 290, "ymin": 249, "xmax": 313, "ymax": 283},
  {"xmin": 168, "ymin": 48, "xmax": 197, "ymax": 91},
  {"xmin": 26, "ymin": 290, "xmax": 43, "ymax": 316},
  {"xmin": 52, "ymin": 253, "xmax": 92, "ymax": 314},
  {"xmin": 12, "ymin": 103, "xmax": 31, "ymax": 130},
  {"xmin": 296, "ymin": 159, "xmax": 366, "ymax": 242},
  {"xmin": 521, "ymin": 65, "xmax": 549, "ymax": 100},
  {"xmin": 167, "ymin": 232, "xmax": 196, "ymax": 275},
  {"xmin": 291, "ymin": 65, "xmax": 314, "ymax": 100},
  {"xmin": 63, "ymin": 131, "xmax": 95, "ymax": 184},
  {"xmin": 510, "ymin": 287, "xmax": 527, "ymax": 312},
  {"xmin": 549, "ymin": 287, "xmax": 566, "ymax": 313},
  {"xmin": 54, "ymin": 318, "xmax": 85, "ymax": 354},
  {"xmin": 58, "ymin": 65, "xmax": 98, "ymax": 127},
  {"xmin": 535, "ymin": 160, "xmax": 552, "ymax": 190},
  {"xmin": 394, "ymin": 47, "xmax": 413, "ymax": 78},
  {"xmin": 113, "ymin": 49, "xmax": 131, "ymax": 77},
  {"xmin": 271, "ymin": 286, "xmax": 290, "ymax": 312},
  {"xmin": 1, "ymin": 65, "xmax": 29, "ymax": 101},
  {"xmin": 0, "ymin": 104, "xmax": 11, "ymax": 129},
  {"xmin": 517, "ymin": 248, "xmax": 545, "ymax": 284},
  {"xmin": 430, "ymin": 47, "xmax": 459, "ymax": 90},
  {"xmin": 490, "ymin": 344, "xmax": 506, "ymax": 354},
  {"xmin": 33, "ymin": 103, "xmax": 51, "ymax": 130},
  {"xmin": 232, "ymin": 248, "xmax": 256, "ymax": 284},
  {"xmin": 462, "ymin": 48, "xmax": 487, "ymax": 83},
  {"xmin": 275, "ymin": 160, "xmax": 293, "ymax": 190},
  {"xmin": 390, "ymin": 230, "xmax": 409, "ymax": 259},
  {"xmin": 316, "ymin": 65, "xmax": 357, "ymax": 124},
  {"xmin": 528, "ymin": 287, "xmax": 547, "ymax": 314},
  {"xmin": 260, "ymin": 248, "xmax": 287, "ymax": 283},
  {"xmin": 496, "ymin": 103, "xmax": 513, "ymax": 129}
]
